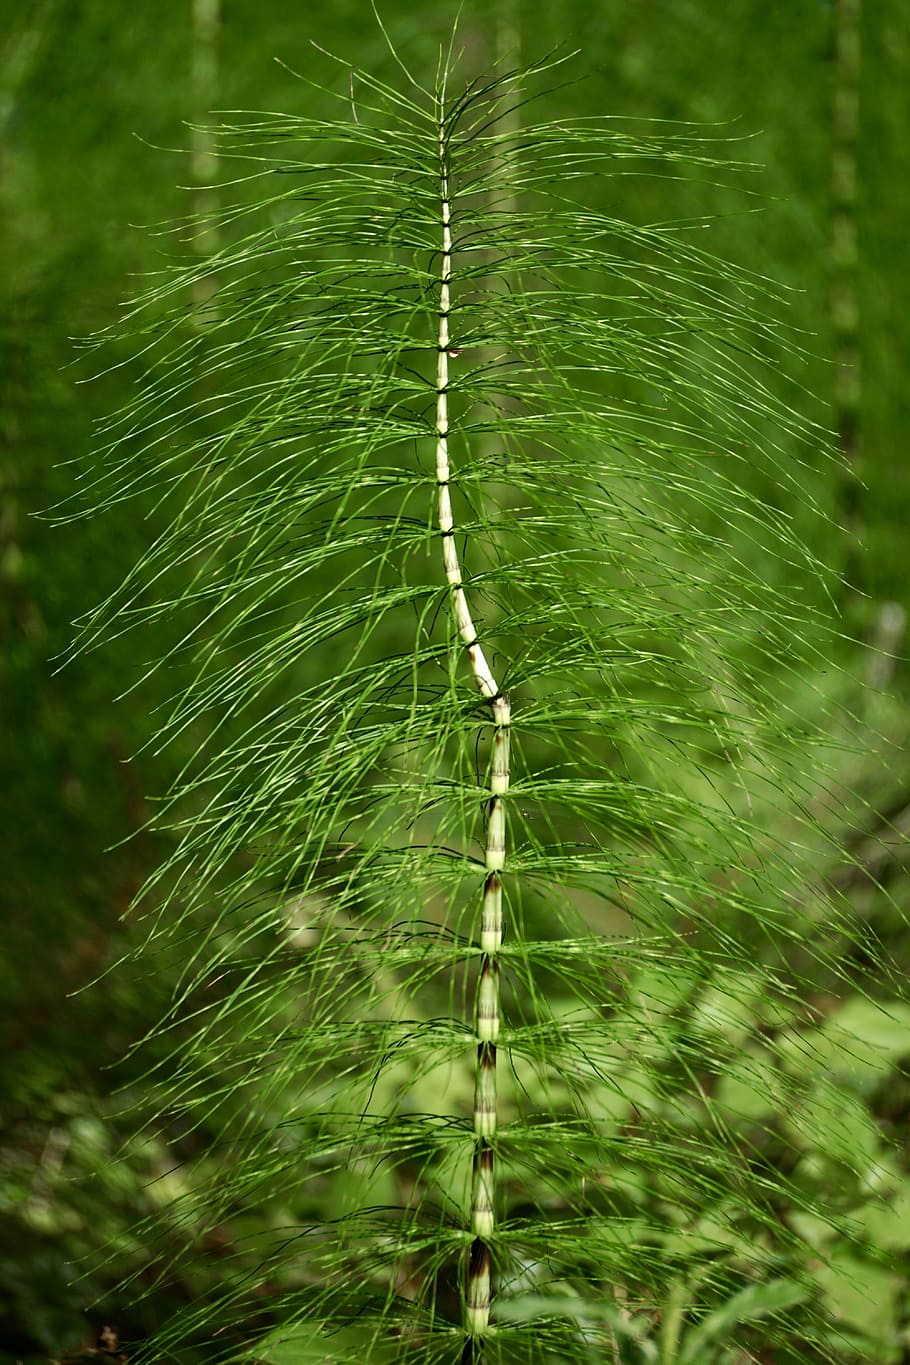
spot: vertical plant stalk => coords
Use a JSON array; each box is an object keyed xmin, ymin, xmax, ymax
[
  {"xmin": 494, "ymin": 0, "xmax": 521, "ymax": 220},
  {"xmin": 435, "ymin": 109, "xmax": 510, "ymax": 1354},
  {"xmin": 831, "ymin": 0, "xmax": 861, "ymax": 586},
  {"xmin": 0, "ymin": 2, "xmax": 54, "ymax": 641},
  {"xmin": 190, "ymin": 0, "xmax": 220, "ymax": 314}
]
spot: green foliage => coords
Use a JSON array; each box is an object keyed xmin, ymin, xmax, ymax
[
  {"xmin": 55, "ymin": 29, "xmax": 910, "ymax": 1365},
  {"xmin": 3, "ymin": 5, "xmax": 910, "ymax": 1364}
]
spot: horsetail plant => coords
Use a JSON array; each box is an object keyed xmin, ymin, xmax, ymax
[
  {"xmin": 64, "ymin": 29, "xmax": 888, "ymax": 1365},
  {"xmin": 436, "ymin": 68, "xmax": 510, "ymax": 1349}
]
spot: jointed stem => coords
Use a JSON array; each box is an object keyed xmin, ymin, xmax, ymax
[{"xmin": 435, "ymin": 106, "xmax": 511, "ymax": 1354}]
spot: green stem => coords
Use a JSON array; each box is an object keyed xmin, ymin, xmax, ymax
[
  {"xmin": 831, "ymin": 0, "xmax": 862, "ymax": 586},
  {"xmin": 190, "ymin": 0, "xmax": 220, "ymax": 313},
  {"xmin": 435, "ymin": 102, "xmax": 510, "ymax": 1353}
]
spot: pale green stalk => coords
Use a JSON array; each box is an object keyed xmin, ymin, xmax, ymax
[{"xmin": 435, "ymin": 95, "xmax": 510, "ymax": 1351}]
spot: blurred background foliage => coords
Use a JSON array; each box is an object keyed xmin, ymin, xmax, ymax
[{"xmin": 1, "ymin": 1, "xmax": 909, "ymax": 1361}]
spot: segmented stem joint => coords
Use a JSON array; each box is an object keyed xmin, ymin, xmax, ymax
[{"xmin": 435, "ymin": 110, "xmax": 511, "ymax": 1348}]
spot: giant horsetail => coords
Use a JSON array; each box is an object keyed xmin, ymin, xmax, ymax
[{"xmin": 61, "ymin": 24, "xmax": 863, "ymax": 1365}]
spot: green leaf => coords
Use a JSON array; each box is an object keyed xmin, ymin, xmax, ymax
[
  {"xmin": 251, "ymin": 1321, "xmax": 397, "ymax": 1365},
  {"xmin": 677, "ymin": 1279, "xmax": 810, "ymax": 1362},
  {"xmin": 778, "ymin": 998, "xmax": 910, "ymax": 1092},
  {"xmin": 785, "ymin": 1080, "xmax": 883, "ymax": 1173},
  {"xmin": 813, "ymin": 1252, "xmax": 903, "ymax": 1360},
  {"xmin": 853, "ymin": 1177, "xmax": 910, "ymax": 1252},
  {"xmin": 714, "ymin": 1045, "xmax": 782, "ymax": 1122},
  {"xmin": 823, "ymin": 998, "xmax": 910, "ymax": 1086}
]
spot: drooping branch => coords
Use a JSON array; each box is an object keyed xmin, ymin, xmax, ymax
[{"xmin": 435, "ymin": 103, "xmax": 510, "ymax": 1355}]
